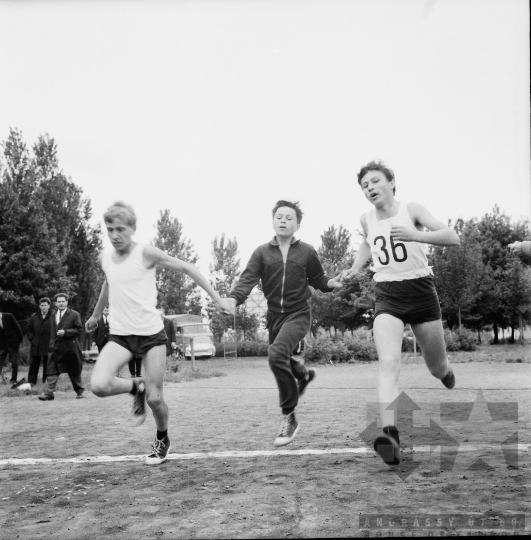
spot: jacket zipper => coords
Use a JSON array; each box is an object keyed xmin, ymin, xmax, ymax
[{"xmin": 280, "ymin": 259, "xmax": 286, "ymax": 313}]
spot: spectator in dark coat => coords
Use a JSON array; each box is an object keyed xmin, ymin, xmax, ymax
[
  {"xmin": 160, "ymin": 309, "xmax": 177, "ymax": 357},
  {"xmin": 0, "ymin": 311, "xmax": 24, "ymax": 385},
  {"xmin": 95, "ymin": 306, "xmax": 110, "ymax": 352},
  {"xmin": 26, "ymin": 297, "xmax": 53, "ymax": 385},
  {"xmin": 38, "ymin": 293, "xmax": 85, "ymax": 401}
]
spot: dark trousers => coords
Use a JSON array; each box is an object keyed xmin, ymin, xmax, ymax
[
  {"xmin": 0, "ymin": 346, "xmax": 19, "ymax": 382},
  {"xmin": 28, "ymin": 355, "xmax": 48, "ymax": 384},
  {"xmin": 44, "ymin": 372, "xmax": 84, "ymax": 396},
  {"xmin": 266, "ymin": 304, "xmax": 310, "ymax": 414},
  {"xmin": 128, "ymin": 356, "xmax": 142, "ymax": 377}
]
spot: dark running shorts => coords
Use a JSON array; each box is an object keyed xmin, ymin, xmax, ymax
[
  {"xmin": 374, "ymin": 276, "xmax": 442, "ymax": 325},
  {"xmin": 108, "ymin": 329, "xmax": 167, "ymax": 356}
]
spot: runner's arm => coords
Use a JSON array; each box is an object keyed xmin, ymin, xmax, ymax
[
  {"xmin": 341, "ymin": 215, "xmax": 372, "ymax": 280},
  {"xmin": 390, "ymin": 202, "xmax": 459, "ymax": 247},
  {"xmin": 85, "ymin": 281, "xmax": 109, "ymax": 332},
  {"xmin": 144, "ymin": 245, "xmax": 235, "ymax": 315}
]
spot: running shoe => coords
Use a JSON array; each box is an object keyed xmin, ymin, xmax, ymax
[
  {"xmin": 441, "ymin": 368, "xmax": 455, "ymax": 389},
  {"xmin": 131, "ymin": 381, "xmax": 146, "ymax": 426},
  {"xmin": 273, "ymin": 412, "xmax": 300, "ymax": 447},
  {"xmin": 298, "ymin": 368, "xmax": 316, "ymax": 397},
  {"xmin": 373, "ymin": 432, "xmax": 401, "ymax": 465},
  {"xmin": 146, "ymin": 436, "xmax": 171, "ymax": 465}
]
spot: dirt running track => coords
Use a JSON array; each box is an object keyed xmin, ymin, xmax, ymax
[{"xmin": 1, "ymin": 358, "xmax": 529, "ymax": 538}]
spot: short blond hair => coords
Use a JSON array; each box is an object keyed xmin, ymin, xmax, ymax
[{"xmin": 103, "ymin": 201, "xmax": 137, "ymax": 228}]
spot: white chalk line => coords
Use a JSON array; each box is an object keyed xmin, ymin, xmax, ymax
[{"xmin": 1, "ymin": 444, "xmax": 528, "ymax": 466}]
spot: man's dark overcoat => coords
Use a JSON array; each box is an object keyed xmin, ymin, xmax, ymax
[
  {"xmin": 26, "ymin": 310, "xmax": 53, "ymax": 357},
  {"xmin": 0, "ymin": 313, "xmax": 23, "ymax": 348},
  {"xmin": 94, "ymin": 315, "xmax": 110, "ymax": 352},
  {"xmin": 48, "ymin": 308, "xmax": 84, "ymax": 376}
]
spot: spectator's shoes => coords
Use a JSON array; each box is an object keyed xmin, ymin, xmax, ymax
[
  {"xmin": 11, "ymin": 378, "xmax": 26, "ymax": 389},
  {"xmin": 146, "ymin": 436, "xmax": 171, "ymax": 465},
  {"xmin": 298, "ymin": 368, "xmax": 316, "ymax": 397},
  {"xmin": 441, "ymin": 368, "xmax": 455, "ymax": 389},
  {"xmin": 273, "ymin": 412, "xmax": 300, "ymax": 447},
  {"xmin": 131, "ymin": 381, "xmax": 147, "ymax": 426},
  {"xmin": 38, "ymin": 394, "xmax": 54, "ymax": 401},
  {"xmin": 373, "ymin": 433, "xmax": 401, "ymax": 465}
]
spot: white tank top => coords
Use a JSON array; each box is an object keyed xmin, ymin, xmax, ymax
[
  {"xmin": 101, "ymin": 243, "xmax": 163, "ymax": 335},
  {"xmin": 364, "ymin": 202, "xmax": 433, "ymax": 282}
]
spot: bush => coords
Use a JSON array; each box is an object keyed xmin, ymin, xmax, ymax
[
  {"xmin": 214, "ymin": 340, "xmax": 269, "ymax": 357},
  {"xmin": 444, "ymin": 328, "xmax": 478, "ymax": 351},
  {"xmin": 342, "ymin": 336, "xmax": 378, "ymax": 362},
  {"xmin": 303, "ymin": 336, "xmax": 378, "ymax": 364}
]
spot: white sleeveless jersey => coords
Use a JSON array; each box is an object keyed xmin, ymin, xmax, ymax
[
  {"xmin": 101, "ymin": 243, "xmax": 163, "ymax": 335},
  {"xmin": 364, "ymin": 202, "xmax": 433, "ymax": 282}
]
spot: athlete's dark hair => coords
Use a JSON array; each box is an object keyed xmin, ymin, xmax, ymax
[
  {"xmin": 357, "ymin": 160, "xmax": 396, "ymax": 195},
  {"xmin": 39, "ymin": 297, "xmax": 51, "ymax": 305},
  {"xmin": 54, "ymin": 292, "xmax": 69, "ymax": 302},
  {"xmin": 272, "ymin": 200, "xmax": 304, "ymax": 224},
  {"xmin": 103, "ymin": 201, "xmax": 137, "ymax": 228}
]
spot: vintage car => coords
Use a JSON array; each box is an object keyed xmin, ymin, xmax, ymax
[{"xmin": 165, "ymin": 315, "xmax": 216, "ymax": 359}]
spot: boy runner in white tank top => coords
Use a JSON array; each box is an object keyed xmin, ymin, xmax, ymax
[
  {"xmin": 341, "ymin": 161, "xmax": 460, "ymax": 466},
  {"xmin": 85, "ymin": 202, "xmax": 234, "ymax": 466}
]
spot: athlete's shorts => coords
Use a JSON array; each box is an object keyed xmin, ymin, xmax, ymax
[
  {"xmin": 374, "ymin": 276, "xmax": 441, "ymax": 325},
  {"xmin": 108, "ymin": 329, "xmax": 167, "ymax": 356}
]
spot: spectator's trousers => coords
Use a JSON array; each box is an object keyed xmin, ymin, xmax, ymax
[
  {"xmin": 266, "ymin": 304, "xmax": 310, "ymax": 414},
  {"xmin": 28, "ymin": 355, "xmax": 47, "ymax": 384},
  {"xmin": 128, "ymin": 356, "xmax": 142, "ymax": 377},
  {"xmin": 43, "ymin": 373, "xmax": 84, "ymax": 397},
  {"xmin": 0, "ymin": 346, "xmax": 19, "ymax": 382}
]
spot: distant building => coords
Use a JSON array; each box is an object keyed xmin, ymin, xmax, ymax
[{"xmin": 246, "ymin": 289, "xmax": 267, "ymax": 316}]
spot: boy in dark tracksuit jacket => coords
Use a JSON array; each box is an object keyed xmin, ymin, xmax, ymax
[{"xmin": 227, "ymin": 200, "xmax": 343, "ymax": 447}]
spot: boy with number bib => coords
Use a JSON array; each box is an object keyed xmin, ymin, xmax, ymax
[
  {"xmin": 341, "ymin": 161, "xmax": 459, "ymax": 465},
  {"xmin": 85, "ymin": 202, "xmax": 234, "ymax": 465},
  {"xmin": 227, "ymin": 200, "xmax": 343, "ymax": 447}
]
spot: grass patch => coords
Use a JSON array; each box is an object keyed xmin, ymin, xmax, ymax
[{"xmin": 0, "ymin": 357, "xmax": 227, "ymax": 398}]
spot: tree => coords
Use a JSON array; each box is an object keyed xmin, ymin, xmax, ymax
[
  {"xmin": 209, "ymin": 234, "xmax": 240, "ymax": 296},
  {"xmin": 311, "ymin": 225, "xmax": 354, "ymax": 334},
  {"xmin": 317, "ymin": 225, "xmax": 353, "ymax": 275},
  {"xmin": 474, "ymin": 207, "xmax": 530, "ymax": 342},
  {"xmin": 501, "ymin": 256, "xmax": 531, "ymax": 343},
  {"xmin": 431, "ymin": 220, "xmax": 487, "ymax": 329},
  {"xmin": 153, "ymin": 209, "xmax": 201, "ymax": 315},
  {"xmin": 207, "ymin": 234, "xmax": 242, "ymax": 339},
  {"xmin": 0, "ymin": 129, "xmax": 102, "ymax": 320}
]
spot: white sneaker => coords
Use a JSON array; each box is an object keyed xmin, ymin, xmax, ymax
[{"xmin": 273, "ymin": 412, "xmax": 300, "ymax": 447}]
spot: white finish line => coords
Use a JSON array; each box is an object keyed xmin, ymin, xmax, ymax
[{"xmin": 0, "ymin": 444, "xmax": 528, "ymax": 466}]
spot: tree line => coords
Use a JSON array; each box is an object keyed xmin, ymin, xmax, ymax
[{"xmin": 2, "ymin": 130, "xmax": 530, "ymax": 344}]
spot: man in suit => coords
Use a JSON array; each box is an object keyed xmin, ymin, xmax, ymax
[
  {"xmin": 26, "ymin": 297, "xmax": 53, "ymax": 385},
  {"xmin": 95, "ymin": 306, "xmax": 110, "ymax": 352},
  {"xmin": 0, "ymin": 311, "xmax": 24, "ymax": 385},
  {"xmin": 38, "ymin": 292, "xmax": 85, "ymax": 401}
]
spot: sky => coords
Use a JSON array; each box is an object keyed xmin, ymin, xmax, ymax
[{"xmin": 0, "ymin": 0, "xmax": 529, "ymax": 274}]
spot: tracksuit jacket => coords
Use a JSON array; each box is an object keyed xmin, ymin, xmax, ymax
[{"xmin": 230, "ymin": 237, "xmax": 333, "ymax": 312}]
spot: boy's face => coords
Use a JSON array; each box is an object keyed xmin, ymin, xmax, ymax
[
  {"xmin": 273, "ymin": 206, "xmax": 299, "ymax": 239},
  {"xmin": 39, "ymin": 302, "xmax": 50, "ymax": 315},
  {"xmin": 360, "ymin": 170, "xmax": 394, "ymax": 205},
  {"xmin": 106, "ymin": 217, "xmax": 135, "ymax": 252}
]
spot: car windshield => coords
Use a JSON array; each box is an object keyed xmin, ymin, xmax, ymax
[{"xmin": 182, "ymin": 324, "xmax": 210, "ymax": 334}]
